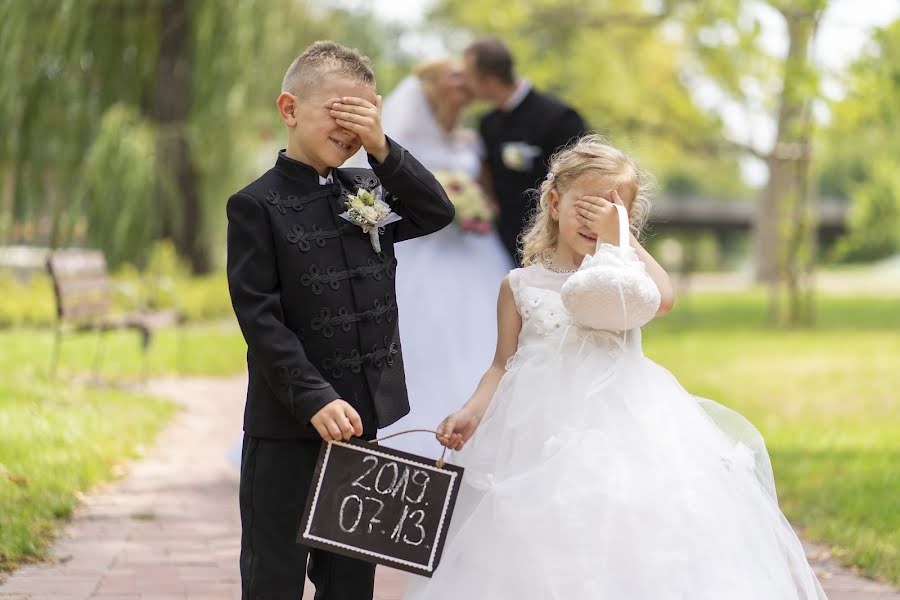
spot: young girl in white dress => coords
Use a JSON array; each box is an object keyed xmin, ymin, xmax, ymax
[{"xmin": 405, "ymin": 135, "xmax": 828, "ymax": 599}]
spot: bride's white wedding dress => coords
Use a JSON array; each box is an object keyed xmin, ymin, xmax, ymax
[
  {"xmin": 405, "ymin": 264, "xmax": 827, "ymax": 599},
  {"xmin": 351, "ymin": 75, "xmax": 512, "ymax": 459}
]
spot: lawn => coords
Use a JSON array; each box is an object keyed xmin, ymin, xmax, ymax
[
  {"xmin": 0, "ymin": 321, "xmax": 248, "ymax": 573},
  {"xmin": 1, "ymin": 293, "xmax": 898, "ymax": 586},
  {"xmin": 0, "ymin": 320, "xmax": 247, "ymax": 380},
  {"xmin": 644, "ymin": 292, "xmax": 900, "ymax": 585}
]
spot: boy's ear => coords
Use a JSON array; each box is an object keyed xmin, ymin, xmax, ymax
[{"xmin": 276, "ymin": 92, "xmax": 298, "ymax": 126}]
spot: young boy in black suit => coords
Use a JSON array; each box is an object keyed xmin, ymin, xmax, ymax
[{"xmin": 226, "ymin": 41, "xmax": 453, "ymax": 599}]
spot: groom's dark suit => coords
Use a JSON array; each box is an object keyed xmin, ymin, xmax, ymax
[
  {"xmin": 227, "ymin": 138, "xmax": 453, "ymax": 599},
  {"xmin": 480, "ymin": 85, "xmax": 587, "ymax": 264}
]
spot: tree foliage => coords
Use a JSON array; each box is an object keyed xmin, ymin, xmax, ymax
[
  {"xmin": 0, "ymin": 0, "xmax": 412, "ymax": 271},
  {"xmin": 430, "ymin": 0, "xmax": 840, "ymax": 325},
  {"xmin": 2, "ymin": 0, "xmax": 895, "ymax": 282},
  {"xmin": 818, "ymin": 19, "xmax": 900, "ymax": 262},
  {"xmin": 427, "ymin": 0, "xmax": 752, "ymax": 197}
]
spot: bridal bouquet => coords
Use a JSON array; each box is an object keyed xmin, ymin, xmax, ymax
[
  {"xmin": 433, "ymin": 170, "xmax": 493, "ymax": 234},
  {"xmin": 340, "ymin": 186, "xmax": 402, "ymax": 253}
]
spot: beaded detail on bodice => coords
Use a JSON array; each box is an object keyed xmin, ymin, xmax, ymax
[{"xmin": 508, "ymin": 264, "xmax": 643, "ymax": 357}]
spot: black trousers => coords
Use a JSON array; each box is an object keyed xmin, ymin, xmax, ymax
[{"xmin": 240, "ymin": 435, "xmax": 376, "ymax": 600}]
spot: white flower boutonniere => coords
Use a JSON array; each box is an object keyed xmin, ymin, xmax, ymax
[
  {"xmin": 501, "ymin": 141, "xmax": 541, "ymax": 172},
  {"xmin": 340, "ymin": 186, "xmax": 402, "ymax": 253}
]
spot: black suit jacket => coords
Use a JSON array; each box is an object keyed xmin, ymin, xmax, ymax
[
  {"xmin": 226, "ymin": 139, "xmax": 454, "ymax": 439},
  {"xmin": 480, "ymin": 88, "xmax": 587, "ymax": 263}
]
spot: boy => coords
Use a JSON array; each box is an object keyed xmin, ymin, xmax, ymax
[{"xmin": 226, "ymin": 41, "xmax": 453, "ymax": 599}]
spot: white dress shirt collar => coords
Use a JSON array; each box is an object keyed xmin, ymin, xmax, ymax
[
  {"xmin": 502, "ymin": 79, "xmax": 532, "ymax": 112},
  {"xmin": 319, "ymin": 170, "xmax": 334, "ymax": 185}
]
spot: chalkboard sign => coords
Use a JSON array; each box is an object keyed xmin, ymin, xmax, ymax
[{"xmin": 298, "ymin": 439, "xmax": 464, "ymax": 577}]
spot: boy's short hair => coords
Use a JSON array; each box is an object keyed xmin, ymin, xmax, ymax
[
  {"xmin": 282, "ymin": 41, "xmax": 375, "ymax": 97},
  {"xmin": 464, "ymin": 37, "xmax": 516, "ymax": 85}
]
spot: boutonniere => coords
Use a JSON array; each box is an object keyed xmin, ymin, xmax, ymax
[
  {"xmin": 501, "ymin": 141, "xmax": 541, "ymax": 172},
  {"xmin": 339, "ymin": 186, "xmax": 402, "ymax": 253}
]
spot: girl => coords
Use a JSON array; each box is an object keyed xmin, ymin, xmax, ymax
[{"xmin": 405, "ymin": 135, "xmax": 827, "ymax": 599}]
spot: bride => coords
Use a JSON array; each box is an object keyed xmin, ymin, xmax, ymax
[{"xmin": 348, "ymin": 59, "xmax": 513, "ymax": 458}]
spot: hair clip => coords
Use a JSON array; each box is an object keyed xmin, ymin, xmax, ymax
[{"xmin": 545, "ymin": 172, "xmax": 555, "ymax": 182}]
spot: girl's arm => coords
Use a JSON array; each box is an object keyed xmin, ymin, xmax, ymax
[
  {"xmin": 436, "ymin": 274, "xmax": 522, "ymax": 451},
  {"xmin": 629, "ymin": 234, "xmax": 676, "ymax": 316}
]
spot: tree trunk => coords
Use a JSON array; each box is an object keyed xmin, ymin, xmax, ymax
[
  {"xmin": 155, "ymin": 0, "xmax": 209, "ymax": 274},
  {"xmin": 1, "ymin": 165, "xmax": 15, "ymax": 244},
  {"xmin": 755, "ymin": 6, "xmax": 822, "ymax": 326}
]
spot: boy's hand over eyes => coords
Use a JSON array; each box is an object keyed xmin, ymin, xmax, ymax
[{"xmin": 330, "ymin": 96, "xmax": 389, "ymax": 163}]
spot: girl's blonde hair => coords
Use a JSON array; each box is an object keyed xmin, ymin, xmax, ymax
[{"xmin": 520, "ymin": 134, "xmax": 654, "ymax": 266}]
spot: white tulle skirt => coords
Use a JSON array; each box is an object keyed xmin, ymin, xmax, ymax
[
  {"xmin": 405, "ymin": 334, "xmax": 827, "ymax": 599},
  {"xmin": 380, "ymin": 224, "xmax": 512, "ymax": 458}
]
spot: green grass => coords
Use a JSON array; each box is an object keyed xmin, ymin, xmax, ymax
[
  {"xmin": 0, "ymin": 321, "xmax": 249, "ymax": 573},
  {"xmin": 0, "ymin": 321, "xmax": 248, "ymax": 381},
  {"xmin": 0, "ymin": 382, "xmax": 176, "ymax": 570},
  {"xmin": 644, "ymin": 292, "xmax": 900, "ymax": 585},
  {"xmin": 0, "ymin": 269, "xmax": 235, "ymax": 329},
  {"xmin": 1, "ymin": 294, "xmax": 899, "ymax": 585}
]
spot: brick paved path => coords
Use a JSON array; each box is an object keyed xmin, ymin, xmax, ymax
[{"xmin": 0, "ymin": 375, "xmax": 896, "ymax": 599}]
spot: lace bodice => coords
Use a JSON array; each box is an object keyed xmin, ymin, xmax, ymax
[{"xmin": 508, "ymin": 264, "xmax": 644, "ymax": 357}]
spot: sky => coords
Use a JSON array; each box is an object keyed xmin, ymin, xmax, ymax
[{"xmin": 328, "ymin": 0, "xmax": 899, "ymax": 186}]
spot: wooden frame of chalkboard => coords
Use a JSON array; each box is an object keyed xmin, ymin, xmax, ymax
[{"xmin": 297, "ymin": 439, "xmax": 464, "ymax": 577}]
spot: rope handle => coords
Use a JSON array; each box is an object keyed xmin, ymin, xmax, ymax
[
  {"xmin": 590, "ymin": 202, "xmax": 630, "ymax": 256},
  {"xmin": 369, "ymin": 429, "xmax": 449, "ymax": 468},
  {"xmin": 613, "ymin": 203, "xmax": 630, "ymax": 250}
]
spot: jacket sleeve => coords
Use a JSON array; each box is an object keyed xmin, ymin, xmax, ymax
[
  {"xmin": 367, "ymin": 137, "xmax": 455, "ymax": 243},
  {"xmin": 226, "ymin": 192, "xmax": 340, "ymax": 424}
]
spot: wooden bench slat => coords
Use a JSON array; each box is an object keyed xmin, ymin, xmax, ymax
[
  {"xmin": 48, "ymin": 250, "xmax": 108, "ymax": 277},
  {"xmin": 61, "ymin": 300, "xmax": 114, "ymax": 321},
  {"xmin": 53, "ymin": 268, "xmax": 109, "ymax": 282},
  {"xmin": 132, "ymin": 309, "xmax": 181, "ymax": 330},
  {"xmin": 56, "ymin": 276, "xmax": 112, "ymax": 297}
]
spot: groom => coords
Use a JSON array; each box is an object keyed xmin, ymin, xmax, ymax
[{"xmin": 463, "ymin": 37, "xmax": 587, "ymax": 264}]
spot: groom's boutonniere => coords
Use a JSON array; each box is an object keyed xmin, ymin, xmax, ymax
[
  {"xmin": 340, "ymin": 186, "xmax": 402, "ymax": 253},
  {"xmin": 501, "ymin": 141, "xmax": 541, "ymax": 172}
]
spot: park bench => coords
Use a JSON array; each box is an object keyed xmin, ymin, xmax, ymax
[{"xmin": 46, "ymin": 248, "xmax": 182, "ymax": 379}]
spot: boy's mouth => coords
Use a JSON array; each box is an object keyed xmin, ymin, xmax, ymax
[{"xmin": 329, "ymin": 137, "xmax": 355, "ymax": 153}]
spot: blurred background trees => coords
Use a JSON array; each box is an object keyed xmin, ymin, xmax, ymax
[
  {"xmin": 818, "ymin": 19, "xmax": 900, "ymax": 262},
  {"xmin": 1, "ymin": 0, "xmax": 897, "ymax": 324},
  {"xmin": 0, "ymin": 0, "xmax": 409, "ymax": 273}
]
